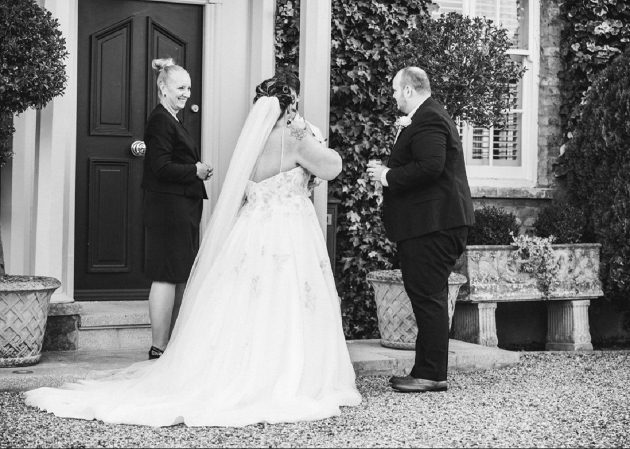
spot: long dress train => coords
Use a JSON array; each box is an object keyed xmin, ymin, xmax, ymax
[{"xmin": 25, "ymin": 162, "xmax": 361, "ymax": 426}]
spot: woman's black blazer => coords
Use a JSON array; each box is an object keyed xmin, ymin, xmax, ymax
[{"xmin": 141, "ymin": 104, "xmax": 207, "ymax": 199}]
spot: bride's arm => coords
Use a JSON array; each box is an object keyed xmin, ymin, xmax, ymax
[{"xmin": 289, "ymin": 118, "xmax": 342, "ymax": 181}]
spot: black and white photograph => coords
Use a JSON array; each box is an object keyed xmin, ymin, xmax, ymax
[{"xmin": 1, "ymin": 0, "xmax": 629, "ymax": 447}]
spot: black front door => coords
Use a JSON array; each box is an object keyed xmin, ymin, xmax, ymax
[{"xmin": 75, "ymin": 0, "xmax": 204, "ymax": 301}]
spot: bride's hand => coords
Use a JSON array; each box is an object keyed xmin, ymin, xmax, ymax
[
  {"xmin": 307, "ymin": 175, "xmax": 323, "ymax": 192},
  {"xmin": 289, "ymin": 116, "xmax": 308, "ymax": 141}
]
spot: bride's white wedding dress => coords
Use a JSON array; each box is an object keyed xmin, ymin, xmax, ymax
[{"xmin": 25, "ymin": 99, "xmax": 361, "ymax": 427}]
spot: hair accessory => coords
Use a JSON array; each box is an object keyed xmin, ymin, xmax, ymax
[{"xmin": 253, "ymin": 78, "xmax": 293, "ymax": 112}]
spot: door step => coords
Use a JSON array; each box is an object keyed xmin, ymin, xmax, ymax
[{"xmin": 79, "ymin": 301, "xmax": 151, "ymax": 351}]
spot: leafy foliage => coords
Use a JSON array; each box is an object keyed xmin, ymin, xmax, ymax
[
  {"xmin": 276, "ymin": 1, "xmax": 523, "ymax": 338},
  {"xmin": 510, "ymin": 234, "xmax": 560, "ymax": 300},
  {"xmin": 562, "ymin": 47, "xmax": 630, "ymax": 327},
  {"xmin": 0, "ymin": 0, "xmax": 69, "ymax": 166},
  {"xmin": 467, "ymin": 206, "xmax": 520, "ymax": 246},
  {"xmin": 533, "ymin": 202, "xmax": 588, "ymax": 244},
  {"xmin": 393, "ymin": 12, "xmax": 526, "ymax": 128},
  {"xmin": 277, "ymin": 0, "xmax": 428, "ymax": 339},
  {"xmin": 559, "ymin": 0, "xmax": 630, "ymax": 136}
]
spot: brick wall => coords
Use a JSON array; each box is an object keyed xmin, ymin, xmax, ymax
[{"xmin": 538, "ymin": 0, "xmax": 564, "ymax": 189}]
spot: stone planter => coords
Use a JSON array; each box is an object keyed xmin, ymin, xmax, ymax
[
  {"xmin": 0, "ymin": 275, "xmax": 61, "ymax": 367},
  {"xmin": 366, "ymin": 270, "xmax": 467, "ymax": 350},
  {"xmin": 452, "ymin": 243, "xmax": 603, "ymax": 350}
]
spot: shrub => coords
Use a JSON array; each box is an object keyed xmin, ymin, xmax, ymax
[
  {"xmin": 563, "ymin": 47, "xmax": 630, "ymax": 328},
  {"xmin": 0, "ymin": 0, "xmax": 68, "ymax": 166},
  {"xmin": 533, "ymin": 202, "xmax": 587, "ymax": 244},
  {"xmin": 467, "ymin": 206, "xmax": 520, "ymax": 246},
  {"xmin": 393, "ymin": 12, "xmax": 526, "ymax": 127}
]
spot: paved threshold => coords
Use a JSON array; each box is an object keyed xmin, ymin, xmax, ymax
[{"xmin": 0, "ymin": 339, "xmax": 520, "ymax": 392}]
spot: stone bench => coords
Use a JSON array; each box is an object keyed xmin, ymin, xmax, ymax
[{"xmin": 452, "ymin": 243, "xmax": 604, "ymax": 351}]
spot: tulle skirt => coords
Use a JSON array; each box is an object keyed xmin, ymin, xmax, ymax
[{"xmin": 25, "ymin": 184, "xmax": 361, "ymax": 427}]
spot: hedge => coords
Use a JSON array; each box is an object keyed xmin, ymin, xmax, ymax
[
  {"xmin": 559, "ymin": 0, "xmax": 630, "ymax": 137},
  {"xmin": 563, "ymin": 48, "xmax": 630, "ymax": 328}
]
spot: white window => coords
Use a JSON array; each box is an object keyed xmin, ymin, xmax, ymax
[{"xmin": 432, "ymin": 0, "xmax": 539, "ymax": 187}]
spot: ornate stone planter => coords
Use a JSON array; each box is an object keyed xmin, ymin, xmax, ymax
[
  {"xmin": 366, "ymin": 270, "xmax": 467, "ymax": 350},
  {"xmin": 0, "ymin": 276, "xmax": 61, "ymax": 367},
  {"xmin": 452, "ymin": 243, "xmax": 603, "ymax": 350}
]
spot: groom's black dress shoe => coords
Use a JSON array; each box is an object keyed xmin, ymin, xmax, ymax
[
  {"xmin": 148, "ymin": 346, "xmax": 164, "ymax": 360},
  {"xmin": 389, "ymin": 375, "xmax": 414, "ymax": 385},
  {"xmin": 391, "ymin": 377, "xmax": 448, "ymax": 393}
]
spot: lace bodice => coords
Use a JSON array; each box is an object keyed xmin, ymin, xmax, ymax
[{"xmin": 245, "ymin": 166, "xmax": 311, "ymax": 205}]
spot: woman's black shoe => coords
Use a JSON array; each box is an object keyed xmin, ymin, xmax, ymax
[{"xmin": 148, "ymin": 346, "xmax": 164, "ymax": 360}]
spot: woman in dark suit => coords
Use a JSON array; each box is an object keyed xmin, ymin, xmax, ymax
[{"xmin": 142, "ymin": 58, "xmax": 212, "ymax": 360}]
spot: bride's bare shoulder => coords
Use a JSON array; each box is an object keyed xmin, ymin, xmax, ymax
[{"xmin": 284, "ymin": 119, "xmax": 341, "ymax": 180}]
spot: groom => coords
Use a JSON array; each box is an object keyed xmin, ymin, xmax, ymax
[{"xmin": 367, "ymin": 67, "xmax": 474, "ymax": 392}]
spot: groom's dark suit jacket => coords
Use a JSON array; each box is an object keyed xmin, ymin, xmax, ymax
[{"xmin": 383, "ymin": 97, "xmax": 474, "ymax": 242}]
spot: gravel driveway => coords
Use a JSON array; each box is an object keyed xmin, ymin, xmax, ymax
[{"xmin": 1, "ymin": 352, "xmax": 629, "ymax": 448}]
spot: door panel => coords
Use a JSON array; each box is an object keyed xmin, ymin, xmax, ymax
[
  {"xmin": 88, "ymin": 159, "xmax": 131, "ymax": 273},
  {"xmin": 90, "ymin": 19, "xmax": 133, "ymax": 136},
  {"xmin": 75, "ymin": 0, "xmax": 204, "ymax": 301}
]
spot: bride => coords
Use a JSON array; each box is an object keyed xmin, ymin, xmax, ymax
[{"xmin": 25, "ymin": 78, "xmax": 362, "ymax": 427}]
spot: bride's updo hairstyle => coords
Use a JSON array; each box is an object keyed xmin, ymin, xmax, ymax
[
  {"xmin": 152, "ymin": 58, "xmax": 187, "ymax": 94},
  {"xmin": 253, "ymin": 78, "xmax": 293, "ymax": 119}
]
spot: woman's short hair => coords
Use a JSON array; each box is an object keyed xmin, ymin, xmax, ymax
[
  {"xmin": 253, "ymin": 78, "xmax": 293, "ymax": 117},
  {"xmin": 152, "ymin": 58, "xmax": 187, "ymax": 90}
]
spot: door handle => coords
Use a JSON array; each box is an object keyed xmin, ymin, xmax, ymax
[{"xmin": 131, "ymin": 140, "xmax": 146, "ymax": 157}]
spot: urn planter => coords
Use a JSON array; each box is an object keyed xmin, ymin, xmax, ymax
[
  {"xmin": 452, "ymin": 243, "xmax": 603, "ymax": 350},
  {"xmin": 366, "ymin": 270, "xmax": 467, "ymax": 350},
  {"xmin": 0, "ymin": 275, "xmax": 61, "ymax": 367}
]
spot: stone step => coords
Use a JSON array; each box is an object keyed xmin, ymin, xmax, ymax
[{"xmin": 78, "ymin": 301, "xmax": 151, "ymax": 351}]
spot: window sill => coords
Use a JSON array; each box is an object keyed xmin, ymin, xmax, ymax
[{"xmin": 470, "ymin": 185, "xmax": 554, "ymax": 200}]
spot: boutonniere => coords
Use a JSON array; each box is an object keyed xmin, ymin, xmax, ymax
[{"xmin": 394, "ymin": 116, "xmax": 412, "ymax": 129}]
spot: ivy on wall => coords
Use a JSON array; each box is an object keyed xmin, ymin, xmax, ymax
[
  {"xmin": 559, "ymin": 0, "xmax": 630, "ymax": 136},
  {"xmin": 559, "ymin": 1, "xmax": 630, "ymax": 329},
  {"xmin": 276, "ymin": 0, "xmax": 429, "ymax": 338},
  {"xmin": 276, "ymin": 1, "xmax": 523, "ymax": 339},
  {"xmin": 563, "ymin": 48, "xmax": 630, "ymax": 329}
]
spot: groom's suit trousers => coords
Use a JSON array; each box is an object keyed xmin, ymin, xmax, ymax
[{"xmin": 397, "ymin": 225, "xmax": 468, "ymax": 382}]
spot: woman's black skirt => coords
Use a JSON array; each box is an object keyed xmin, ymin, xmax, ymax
[{"xmin": 143, "ymin": 190, "xmax": 203, "ymax": 283}]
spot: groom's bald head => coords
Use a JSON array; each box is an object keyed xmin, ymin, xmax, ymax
[
  {"xmin": 392, "ymin": 67, "xmax": 431, "ymax": 114},
  {"xmin": 396, "ymin": 67, "xmax": 431, "ymax": 95}
]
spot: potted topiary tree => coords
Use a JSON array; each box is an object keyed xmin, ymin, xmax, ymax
[
  {"xmin": 393, "ymin": 11, "xmax": 527, "ymax": 130},
  {"xmin": 0, "ymin": 0, "xmax": 68, "ymax": 367}
]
